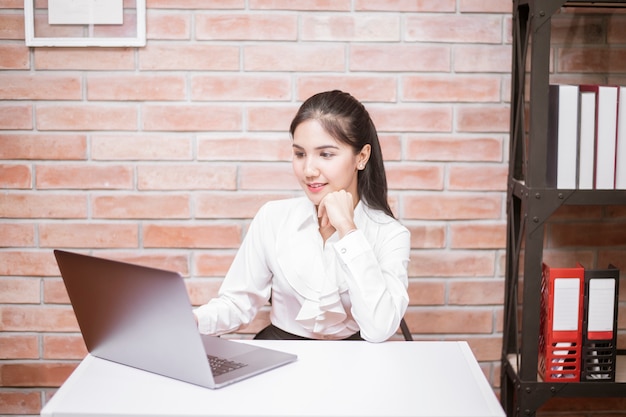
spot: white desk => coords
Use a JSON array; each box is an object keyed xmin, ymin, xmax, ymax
[{"xmin": 40, "ymin": 340, "xmax": 504, "ymax": 417}]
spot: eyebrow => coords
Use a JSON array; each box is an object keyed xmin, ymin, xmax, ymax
[{"xmin": 292, "ymin": 144, "xmax": 340, "ymax": 151}]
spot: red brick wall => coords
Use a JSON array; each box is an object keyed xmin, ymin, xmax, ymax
[{"xmin": 0, "ymin": 1, "xmax": 624, "ymax": 416}]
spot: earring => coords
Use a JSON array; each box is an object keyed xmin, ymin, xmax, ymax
[{"xmin": 359, "ymin": 164, "xmax": 365, "ymax": 170}]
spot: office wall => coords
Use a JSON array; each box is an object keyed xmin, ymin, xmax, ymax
[{"xmin": 0, "ymin": 1, "xmax": 624, "ymax": 416}]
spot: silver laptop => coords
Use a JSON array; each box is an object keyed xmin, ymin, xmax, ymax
[{"xmin": 53, "ymin": 249, "xmax": 297, "ymax": 389}]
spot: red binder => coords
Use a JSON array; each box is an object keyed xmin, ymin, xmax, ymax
[{"xmin": 538, "ymin": 262, "xmax": 585, "ymax": 382}]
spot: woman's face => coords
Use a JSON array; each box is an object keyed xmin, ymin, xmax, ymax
[{"xmin": 292, "ymin": 119, "xmax": 368, "ymax": 207}]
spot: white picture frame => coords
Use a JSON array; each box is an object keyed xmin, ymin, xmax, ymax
[{"xmin": 24, "ymin": 0, "xmax": 146, "ymax": 47}]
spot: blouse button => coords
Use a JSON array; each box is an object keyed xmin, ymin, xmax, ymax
[{"xmin": 340, "ymin": 247, "xmax": 347, "ymax": 254}]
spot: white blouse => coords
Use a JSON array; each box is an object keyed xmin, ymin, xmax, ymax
[{"xmin": 194, "ymin": 197, "xmax": 410, "ymax": 343}]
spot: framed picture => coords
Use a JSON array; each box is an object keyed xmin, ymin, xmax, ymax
[{"xmin": 24, "ymin": 0, "xmax": 146, "ymax": 47}]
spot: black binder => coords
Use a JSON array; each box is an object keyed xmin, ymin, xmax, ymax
[{"xmin": 581, "ymin": 264, "xmax": 620, "ymax": 382}]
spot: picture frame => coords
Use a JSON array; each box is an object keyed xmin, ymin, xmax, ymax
[{"xmin": 24, "ymin": 0, "xmax": 146, "ymax": 47}]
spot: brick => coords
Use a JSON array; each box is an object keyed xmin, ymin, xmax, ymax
[
  {"xmin": 0, "ymin": 334, "xmax": 39, "ymax": 359},
  {"xmin": 541, "ymin": 250, "xmax": 595, "ymax": 270},
  {"xmin": 87, "ymin": 74, "xmax": 186, "ymax": 101},
  {"xmin": 194, "ymin": 253, "xmax": 236, "ymax": 278},
  {"xmin": 0, "ymin": 193, "xmax": 87, "ymax": 219},
  {"xmin": 369, "ymin": 105, "xmax": 452, "ymax": 133},
  {"xmin": 143, "ymin": 105, "xmax": 242, "ymax": 131},
  {"xmin": 43, "ymin": 334, "xmax": 87, "ymax": 360},
  {"xmin": 247, "ymin": 105, "xmax": 299, "ymax": 131},
  {"xmin": 403, "ymin": 75, "xmax": 501, "ymax": 103},
  {"xmin": 36, "ymin": 104, "xmax": 138, "ymax": 131},
  {"xmin": 457, "ymin": 106, "xmax": 510, "ymax": 133},
  {"xmin": 549, "ymin": 222, "xmax": 626, "ymax": 248},
  {"xmin": 34, "ymin": 48, "xmax": 135, "ymax": 70},
  {"xmin": 450, "ymin": 223, "xmax": 506, "ymax": 249},
  {"xmin": 0, "ymin": 44, "xmax": 29, "ymax": 69},
  {"xmin": 139, "ymin": 44, "xmax": 239, "ymax": 70},
  {"xmin": 403, "ymin": 309, "xmax": 493, "ymax": 334},
  {"xmin": 454, "ymin": 45, "xmax": 511, "ymax": 73},
  {"xmin": 137, "ymin": 165, "xmax": 237, "ymax": 190},
  {"xmin": 407, "ymin": 280, "xmax": 446, "ymax": 305},
  {"xmin": 91, "ymin": 134, "xmax": 192, "ymax": 160},
  {"xmin": 0, "ymin": 362, "xmax": 77, "ymax": 387},
  {"xmin": 608, "ymin": 16, "xmax": 626, "ymax": 43},
  {"xmin": 403, "ymin": 194, "xmax": 502, "ymax": 220},
  {"xmin": 143, "ymin": 224, "xmax": 242, "ymax": 249},
  {"xmin": 297, "ymin": 75, "xmax": 398, "ymax": 102},
  {"xmin": 597, "ymin": 250, "xmax": 626, "ymax": 273},
  {"xmin": 406, "ymin": 15, "xmax": 502, "ymax": 43},
  {"xmin": 0, "ymin": 74, "xmax": 81, "ymax": 100},
  {"xmin": 0, "ymin": 305, "xmax": 78, "ymax": 332},
  {"xmin": 0, "ymin": 163, "xmax": 31, "ymax": 188},
  {"xmin": 0, "ymin": 277, "xmax": 40, "ymax": 303},
  {"xmin": 379, "ymin": 135, "xmax": 402, "ymax": 161},
  {"xmin": 92, "ymin": 194, "xmax": 191, "ymax": 219},
  {"xmin": 39, "ymin": 223, "xmax": 139, "ymax": 249},
  {"xmin": 36, "ymin": 164, "xmax": 133, "ymax": 189},
  {"xmin": 350, "ymin": 44, "xmax": 450, "ymax": 72},
  {"xmin": 354, "ymin": 0, "xmax": 455, "ymax": 12},
  {"xmin": 239, "ymin": 163, "xmax": 300, "ymax": 190},
  {"xmin": 464, "ymin": 336, "xmax": 503, "ymax": 362},
  {"xmin": 0, "ymin": 223, "xmax": 36, "ymax": 247},
  {"xmin": 191, "ymin": 75, "xmax": 291, "ymax": 101},
  {"xmin": 0, "ymin": 134, "xmax": 87, "ymax": 160},
  {"xmin": 150, "ymin": 0, "xmax": 245, "ymax": 9},
  {"xmin": 448, "ymin": 279, "xmax": 505, "ymax": 305},
  {"xmin": 0, "ymin": 0, "xmax": 24, "ymax": 7},
  {"xmin": 250, "ymin": 0, "xmax": 350, "ymax": 10},
  {"xmin": 552, "ymin": 15, "xmax": 605, "ymax": 45},
  {"xmin": 146, "ymin": 12, "xmax": 191, "ymax": 39},
  {"xmin": 461, "ymin": 0, "xmax": 511, "ymax": 12},
  {"xmin": 43, "ymin": 278, "xmax": 70, "ymax": 304},
  {"xmin": 0, "ymin": 251, "xmax": 59, "ymax": 277},
  {"xmin": 244, "ymin": 44, "xmax": 345, "ymax": 71},
  {"xmin": 405, "ymin": 224, "xmax": 446, "ymax": 249},
  {"xmin": 197, "ymin": 136, "xmax": 292, "ymax": 161},
  {"xmin": 187, "ymin": 278, "xmax": 223, "ymax": 305},
  {"xmin": 196, "ymin": 192, "xmax": 292, "ymax": 219},
  {"xmin": 406, "ymin": 136, "xmax": 503, "ymax": 162},
  {"xmin": 0, "ymin": 104, "xmax": 32, "ymax": 129},
  {"xmin": 386, "ymin": 164, "xmax": 444, "ymax": 190},
  {"xmin": 448, "ymin": 165, "xmax": 508, "ymax": 191},
  {"xmin": 93, "ymin": 252, "xmax": 191, "ymax": 277},
  {"xmin": 0, "ymin": 12, "xmax": 24, "ymax": 39},
  {"xmin": 0, "ymin": 391, "xmax": 41, "ymax": 414},
  {"xmin": 301, "ymin": 14, "xmax": 400, "ymax": 42},
  {"xmin": 409, "ymin": 250, "xmax": 495, "ymax": 277},
  {"xmin": 196, "ymin": 14, "xmax": 297, "ymax": 40}
]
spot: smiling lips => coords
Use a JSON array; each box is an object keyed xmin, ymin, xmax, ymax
[{"xmin": 307, "ymin": 183, "xmax": 327, "ymax": 193}]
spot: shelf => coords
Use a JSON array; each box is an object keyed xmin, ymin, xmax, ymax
[
  {"xmin": 502, "ymin": 1, "xmax": 626, "ymax": 416},
  {"xmin": 510, "ymin": 181, "xmax": 626, "ymax": 206},
  {"xmin": 505, "ymin": 354, "xmax": 626, "ymax": 398}
]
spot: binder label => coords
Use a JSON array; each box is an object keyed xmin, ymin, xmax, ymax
[
  {"xmin": 587, "ymin": 278, "xmax": 616, "ymax": 333},
  {"xmin": 553, "ymin": 278, "xmax": 581, "ymax": 331}
]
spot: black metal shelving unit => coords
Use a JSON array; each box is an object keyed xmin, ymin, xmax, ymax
[{"xmin": 501, "ymin": 1, "xmax": 626, "ymax": 416}]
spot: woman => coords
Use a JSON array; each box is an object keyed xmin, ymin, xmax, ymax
[{"xmin": 194, "ymin": 90, "xmax": 410, "ymax": 342}]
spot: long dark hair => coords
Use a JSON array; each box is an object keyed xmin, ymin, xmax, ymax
[{"xmin": 289, "ymin": 90, "xmax": 394, "ymax": 218}]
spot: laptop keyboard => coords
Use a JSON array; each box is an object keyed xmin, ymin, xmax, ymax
[{"xmin": 207, "ymin": 355, "xmax": 248, "ymax": 377}]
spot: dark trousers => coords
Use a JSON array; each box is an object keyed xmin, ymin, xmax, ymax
[{"xmin": 254, "ymin": 324, "xmax": 363, "ymax": 341}]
